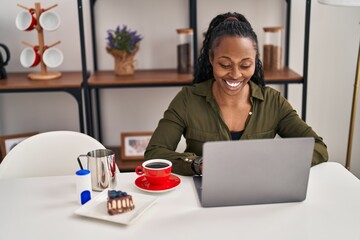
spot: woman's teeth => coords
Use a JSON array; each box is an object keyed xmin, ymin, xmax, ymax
[{"xmin": 225, "ymin": 80, "xmax": 241, "ymax": 87}]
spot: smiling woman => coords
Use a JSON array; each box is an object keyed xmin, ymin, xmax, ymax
[
  {"xmin": 144, "ymin": 12, "xmax": 329, "ymax": 176},
  {"xmin": 210, "ymin": 36, "xmax": 255, "ymax": 133},
  {"xmin": 210, "ymin": 36, "xmax": 255, "ymax": 94}
]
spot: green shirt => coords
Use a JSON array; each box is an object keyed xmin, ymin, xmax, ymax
[{"xmin": 145, "ymin": 79, "xmax": 329, "ymax": 176}]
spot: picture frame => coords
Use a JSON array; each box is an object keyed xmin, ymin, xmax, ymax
[
  {"xmin": 0, "ymin": 132, "xmax": 39, "ymax": 159},
  {"xmin": 121, "ymin": 132, "xmax": 153, "ymax": 161}
]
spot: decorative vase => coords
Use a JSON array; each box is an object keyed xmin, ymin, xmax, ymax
[{"xmin": 106, "ymin": 44, "xmax": 139, "ymax": 76}]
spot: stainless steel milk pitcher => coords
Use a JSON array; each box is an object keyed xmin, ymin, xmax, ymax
[{"xmin": 77, "ymin": 149, "xmax": 117, "ymax": 191}]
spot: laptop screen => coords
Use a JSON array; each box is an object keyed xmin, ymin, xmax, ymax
[{"xmin": 193, "ymin": 137, "xmax": 314, "ymax": 207}]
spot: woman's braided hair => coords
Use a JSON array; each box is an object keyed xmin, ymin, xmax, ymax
[{"xmin": 194, "ymin": 12, "xmax": 265, "ymax": 86}]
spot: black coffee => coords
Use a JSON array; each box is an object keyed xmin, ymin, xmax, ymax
[{"xmin": 145, "ymin": 162, "xmax": 169, "ymax": 169}]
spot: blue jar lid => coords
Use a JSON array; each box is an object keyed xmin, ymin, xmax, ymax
[{"xmin": 76, "ymin": 169, "xmax": 90, "ymax": 176}]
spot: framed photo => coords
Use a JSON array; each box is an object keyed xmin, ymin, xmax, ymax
[
  {"xmin": 121, "ymin": 132, "xmax": 153, "ymax": 161},
  {"xmin": 0, "ymin": 132, "xmax": 38, "ymax": 159}
]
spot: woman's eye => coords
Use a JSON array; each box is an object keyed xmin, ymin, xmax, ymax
[{"xmin": 220, "ymin": 64, "xmax": 232, "ymax": 69}]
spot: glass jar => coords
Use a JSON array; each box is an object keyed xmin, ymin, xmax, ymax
[
  {"xmin": 263, "ymin": 27, "xmax": 284, "ymax": 71},
  {"xmin": 176, "ymin": 28, "xmax": 193, "ymax": 74}
]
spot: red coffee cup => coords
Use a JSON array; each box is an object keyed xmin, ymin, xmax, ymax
[
  {"xmin": 15, "ymin": 9, "xmax": 37, "ymax": 31},
  {"xmin": 135, "ymin": 159, "xmax": 172, "ymax": 185}
]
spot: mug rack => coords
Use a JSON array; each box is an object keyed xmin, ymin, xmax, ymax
[{"xmin": 17, "ymin": 2, "xmax": 62, "ymax": 80}]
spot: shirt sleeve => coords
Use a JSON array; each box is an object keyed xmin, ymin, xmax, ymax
[
  {"xmin": 276, "ymin": 94, "xmax": 329, "ymax": 166},
  {"xmin": 144, "ymin": 87, "xmax": 198, "ymax": 176}
]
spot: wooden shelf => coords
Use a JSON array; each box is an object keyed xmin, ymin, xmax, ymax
[
  {"xmin": 264, "ymin": 67, "xmax": 303, "ymax": 84},
  {"xmin": 107, "ymin": 146, "xmax": 143, "ymax": 172},
  {"xmin": 88, "ymin": 69, "xmax": 193, "ymax": 88},
  {"xmin": 86, "ymin": 68, "xmax": 302, "ymax": 88},
  {"xmin": 0, "ymin": 71, "xmax": 83, "ymax": 91}
]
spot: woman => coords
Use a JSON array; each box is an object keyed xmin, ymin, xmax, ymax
[{"xmin": 145, "ymin": 12, "xmax": 328, "ymax": 176}]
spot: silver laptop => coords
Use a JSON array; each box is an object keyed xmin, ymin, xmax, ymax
[{"xmin": 193, "ymin": 137, "xmax": 314, "ymax": 207}]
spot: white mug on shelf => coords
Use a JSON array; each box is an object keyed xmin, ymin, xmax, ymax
[
  {"xmin": 43, "ymin": 47, "xmax": 64, "ymax": 68},
  {"xmin": 15, "ymin": 9, "xmax": 37, "ymax": 31},
  {"xmin": 20, "ymin": 46, "xmax": 41, "ymax": 68},
  {"xmin": 39, "ymin": 11, "xmax": 60, "ymax": 31}
]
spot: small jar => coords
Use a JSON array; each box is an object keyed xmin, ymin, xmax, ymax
[
  {"xmin": 75, "ymin": 169, "xmax": 92, "ymax": 205},
  {"xmin": 176, "ymin": 28, "xmax": 193, "ymax": 74},
  {"xmin": 263, "ymin": 27, "xmax": 284, "ymax": 71}
]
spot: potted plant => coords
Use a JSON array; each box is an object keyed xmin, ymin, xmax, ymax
[{"xmin": 106, "ymin": 25, "xmax": 143, "ymax": 76}]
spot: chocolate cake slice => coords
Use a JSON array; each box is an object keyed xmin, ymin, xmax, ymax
[{"xmin": 107, "ymin": 190, "xmax": 135, "ymax": 215}]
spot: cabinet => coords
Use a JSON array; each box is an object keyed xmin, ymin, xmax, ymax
[{"xmin": 77, "ymin": 0, "xmax": 310, "ymax": 171}]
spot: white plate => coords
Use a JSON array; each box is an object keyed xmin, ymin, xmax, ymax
[{"xmin": 74, "ymin": 189, "xmax": 157, "ymax": 225}]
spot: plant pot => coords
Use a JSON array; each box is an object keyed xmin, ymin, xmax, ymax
[{"xmin": 106, "ymin": 46, "xmax": 139, "ymax": 76}]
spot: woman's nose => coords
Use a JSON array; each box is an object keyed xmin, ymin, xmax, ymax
[{"xmin": 229, "ymin": 67, "xmax": 242, "ymax": 79}]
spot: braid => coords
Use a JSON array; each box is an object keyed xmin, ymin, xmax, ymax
[{"xmin": 194, "ymin": 12, "xmax": 265, "ymax": 87}]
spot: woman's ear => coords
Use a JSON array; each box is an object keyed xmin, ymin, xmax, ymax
[{"xmin": 208, "ymin": 50, "xmax": 214, "ymax": 66}]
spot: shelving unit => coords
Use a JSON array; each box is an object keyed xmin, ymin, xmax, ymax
[
  {"xmin": 0, "ymin": 72, "xmax": 86, "ymax": 133},
  {"xmin": 85, "ymin": 0, "xmax": 196, "ymax": 143},
  {"xmin": 76, "ymin": 0, "xmax": 311, "ymax": 171},
  {"xmin": 87, "ymin": 69, "xmax": 193, "ymax": 136},
  {"xmin": 0, "ymin": 3, "xmax": 87, "ymax": 136}
]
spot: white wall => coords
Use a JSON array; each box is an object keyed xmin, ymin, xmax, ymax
[
  {"xmin": 0, "ymin": 0, "xmax": 359, "ymax": 178},
  {"xmin": 288, "ymin": 1, "xmax": 360, "ymax": 177},
  {"xmin": 313, "ymin": 2, "xmax": 360, "ymax": 177}
]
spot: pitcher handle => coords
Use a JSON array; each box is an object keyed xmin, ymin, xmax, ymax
[{"xmin": 77, "ymin": 154, "xmax": 87, "ymax": 170}]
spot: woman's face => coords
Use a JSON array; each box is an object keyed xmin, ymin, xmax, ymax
[{"xmin": 209, "ymin": 36, "xmax": 256, "ymax": 96}]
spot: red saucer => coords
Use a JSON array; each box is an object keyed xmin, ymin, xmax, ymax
[{"xmin": 135, "ymin": 174, "xmax": 181, "ymax": 193}]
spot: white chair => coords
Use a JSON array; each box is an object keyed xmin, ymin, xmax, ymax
[{"xmin": 0, "ymin": 131, "xmax": 107, "ymax": 179}]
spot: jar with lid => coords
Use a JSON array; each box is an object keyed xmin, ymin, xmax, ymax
[
  {"xmin": 263, "ymin": 27, "xmax": 284, "ymax": 71},
  {"xmin": 176, "ymin": 28, "xmax": 193, "ymax": 74}
]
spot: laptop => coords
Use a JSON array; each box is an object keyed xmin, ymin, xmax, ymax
[{"xmin": 193, "ymin": 137, "xmax": 314, "ymax": 207}]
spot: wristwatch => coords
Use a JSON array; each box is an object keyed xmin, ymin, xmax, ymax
[{"xmin": 192, "ymin": 156, "xmax": 203, "ymax": 175}]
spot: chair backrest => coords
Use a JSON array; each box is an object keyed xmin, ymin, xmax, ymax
[{"xmin": 0, "ymin": 131, "xmax": 106, "ymax": 179}]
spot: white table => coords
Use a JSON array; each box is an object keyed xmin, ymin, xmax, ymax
[{"xmin": 0, "ymin": 162, "xmax": 359, "ymax": 240}]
